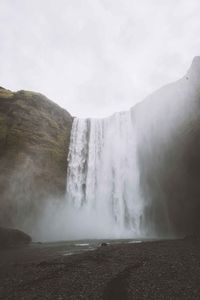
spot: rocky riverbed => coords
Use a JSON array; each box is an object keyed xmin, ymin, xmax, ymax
[{"xmin": 0, "ymin": 237, "xmax": 200, "ymax": 299}]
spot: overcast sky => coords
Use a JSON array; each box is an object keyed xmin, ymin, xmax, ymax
[{"xmin": 1, "ymin": 0, "xmax": 200, "ymax": 117}]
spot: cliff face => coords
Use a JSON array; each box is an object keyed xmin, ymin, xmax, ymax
[
  {"xmin": 0, "ymin": 87, "xmax": 73, "ymax": 231},
  {"xmin": 135, "ymin": 57, "xmax": 200, "ymax": 236}
]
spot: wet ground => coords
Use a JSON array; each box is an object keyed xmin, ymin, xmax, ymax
[{"xmin": 0, "ymin": 238, "xmax": 200, "ymax": 299}]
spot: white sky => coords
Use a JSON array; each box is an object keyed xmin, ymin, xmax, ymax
[{"xmin": 1, "ymin": 0, "xmax": 200, "ymax": 117}]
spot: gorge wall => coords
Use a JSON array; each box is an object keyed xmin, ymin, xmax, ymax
[
  {"xmin": 0, "ymin": 88, "xmax": 72, "ymax": 232},
  {"xmin": 135, "ymin": 57, "xmax": 200, "ymax": 236},
  {"xmin": 1, "ymin": 57, "xmax": 200, "ymax": 240}
]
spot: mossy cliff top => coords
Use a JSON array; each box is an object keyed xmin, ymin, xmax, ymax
[{"xmin": 0, "ymin": 87, "xmax": 73, "ymax": 230}]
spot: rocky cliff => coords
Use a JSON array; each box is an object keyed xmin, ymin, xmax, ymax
[
  {"xmin": 135, "ymin": 56, "xmax": 200, "ymax": 236},
  {"xmin": 0, "ymin": 87, "xmax": 73, "ymax": 231}
]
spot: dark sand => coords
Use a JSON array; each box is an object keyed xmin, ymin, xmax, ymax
[{"xmin": 0, "ymin": 238, "xmax": 200, "ymax": 299}]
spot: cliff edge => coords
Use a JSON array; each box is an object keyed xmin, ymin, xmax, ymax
[{"xmin": 0, "ymin": 87, "xmax": 73, "ymax": 231}]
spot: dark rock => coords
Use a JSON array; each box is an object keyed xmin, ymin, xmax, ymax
[
  {"xmin": 100, "ymin": 242, "xmax": 108, "ymax": 247},
  {"xmin": 135, "ymin": 56, "xmax": 200, "ymax": 237},
  {"xmin": 183, "ymin": 234, "xmax": 200, "ymax": 240},
  {"xmin": 0, "ymin": 227, "xmax": 31, "ymax": 248}
]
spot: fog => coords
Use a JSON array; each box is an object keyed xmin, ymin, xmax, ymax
[
  {"xmin": 31, "ymin": 200, "xmax": 133, "ymax": 241},
  {"xmin": 1, "ymin": 1, "xmax": 200, "ymax": 117}
]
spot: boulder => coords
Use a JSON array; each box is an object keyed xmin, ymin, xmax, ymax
[
  {"xmin": 100, "ymin": 242, "xmax": 108, "ymax": 247},
  {"xmin": 0, "ymin": 227, "xmax": 31, "ymax": 248}
]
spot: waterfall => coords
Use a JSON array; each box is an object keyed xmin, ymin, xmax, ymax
[{"xmin": 66, "ymin": 110, "xmax": 146, "ymax": 238}]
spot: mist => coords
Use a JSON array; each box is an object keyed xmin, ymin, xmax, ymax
[{"xmin": 31, "ymin": 199, "xmax": 132, "ymax": 241}]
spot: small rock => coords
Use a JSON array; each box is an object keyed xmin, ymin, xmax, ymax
[{"xmin": 100, "ymin": 242, "xmax": 108, "ymax": 247}]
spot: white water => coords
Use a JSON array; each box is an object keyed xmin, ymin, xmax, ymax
[{"xmin": 66, "ymin": 110, "xmax": 147, "ymax": 239}]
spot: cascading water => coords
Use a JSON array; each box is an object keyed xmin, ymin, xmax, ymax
[{"xmin": 66, "ymin": 110, "xmax": 147, "ymax": 239}]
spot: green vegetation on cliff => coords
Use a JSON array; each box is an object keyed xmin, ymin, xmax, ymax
[{"xmin": 0, "ymin": 87, "xmax": 73, "ymax": 230}]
